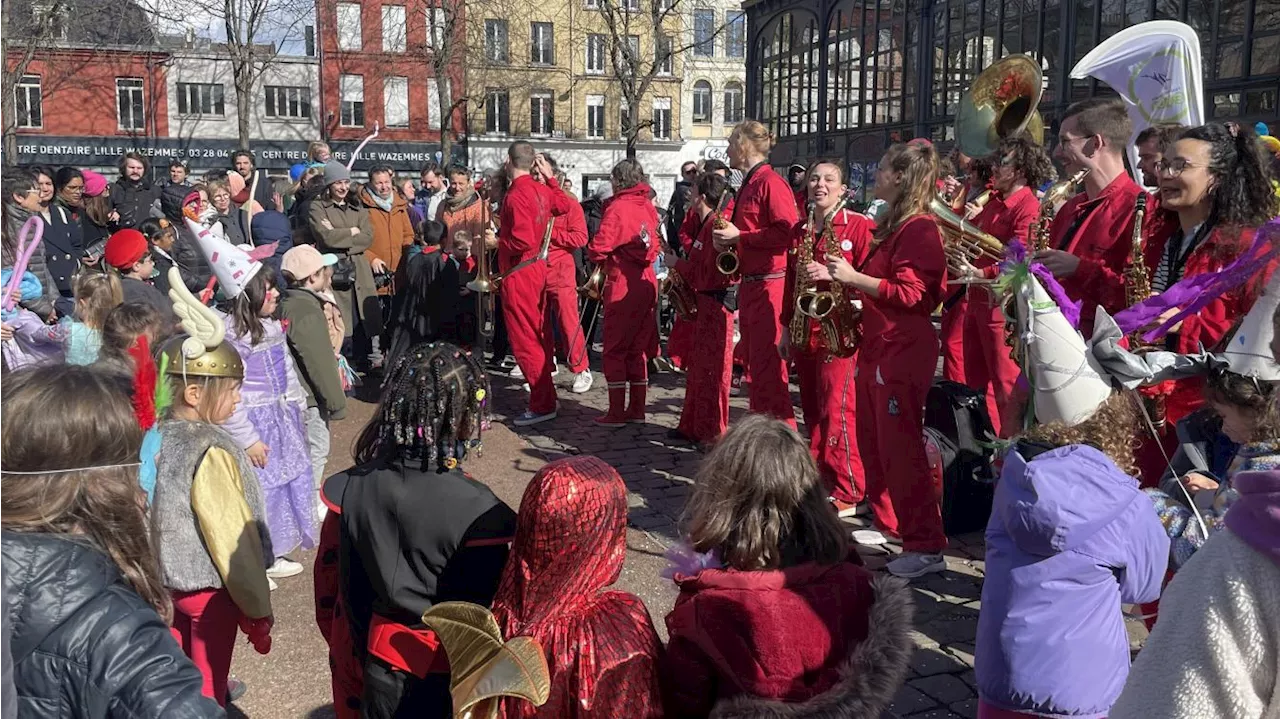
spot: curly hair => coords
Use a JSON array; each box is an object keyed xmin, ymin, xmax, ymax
[
  {"xmin": 1177, "ymin": 122, "xmax": 1277, "ymax": 228},
  {"xmin": 996, "ymin": 133, "xmax": 1057, "ymax": 190},
  {"xmin": 353, "ymin": 342, "xmax": 490, "ymax": 471},
  {"xmin": 1204, "ymin": 367, "xmax": 1280, "ymax": 442},
  {"xmin": 1018, "ymin": 393, "xmax": 1140, "ymax": 476},
  {"xmin": 874, "ymin": 142, "xmax": 939, "ymax": 242}
]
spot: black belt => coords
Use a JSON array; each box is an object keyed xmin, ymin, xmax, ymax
[{"xmin": 740, "ymin": 271, "xmax": 785, "ymax": 283}]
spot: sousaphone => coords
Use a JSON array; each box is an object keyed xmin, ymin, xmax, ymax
[{"xmin": 954, "ymin": 55, "xmax": 1045, "ymax": 156}]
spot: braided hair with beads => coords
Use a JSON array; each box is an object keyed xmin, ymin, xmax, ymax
[{"xmin": 353, "ymin": 342, "xmax": 490, "ymax": 471}]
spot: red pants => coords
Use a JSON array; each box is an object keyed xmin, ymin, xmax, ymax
[
  {"xmin": 738, "ymin": 277, "xmax": 794, "ymax": 425},
  {"xmin": 667, "ymin": 315, "xmax": 694, "ymax": 369},
  {"xmin": 602, "ymin": 266, "xmax": 658, "ymax": 386},
  {"xmin": 795, "ymin": 351, "xmax": 864, "ymax": 503},
  {"xmin": 501, "ymin": 263, "xmax": 557, "ymax": 414},
  {"xmin": 677, "ymin": 294, "xmax": 733, "ymax": 442},
  {"xmin": 732, "ymin": 324, "xmax": 747, "ymax": 372},
  {"xmin": 172, "ymin": 587, "xmax": 241, "ymax": 707},
  {"xmin": 940, "ymin": 293, "xmax": 966, "ymax": 385},
  {"xmin": 961, "ymin": 288, "xmax": 1021, "ymax": 438},
  {"xmin": 856, "ymin": 345, "xmax": 947, "ymax": 553},
  {"xmin": 543, "ymin": 252, "xmax": 589, "ymax": 373}
]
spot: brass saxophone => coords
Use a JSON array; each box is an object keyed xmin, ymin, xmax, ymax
[
  {"xmin": 713, "ymin": 199, "xmax": 738, "ymax": 276},
  {"xmin": 1032, "ymin": 168, "xmax": 1090, "ymax": 251},
  {"xmin": 789, "ymin": 196, "xmax": 860, "ymax": 357},
  {"xmin": 1124, "ymin": 193, "xmax": 1166, "ymax": 429}
]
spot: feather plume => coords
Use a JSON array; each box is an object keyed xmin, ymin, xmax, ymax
[
  {"xmin": 154, "ymin": 352, "xmax": 173, "ymax": 418},
  {"xmin": 128, "ymin": 335, "xmax": 157, "ymax": 430}
]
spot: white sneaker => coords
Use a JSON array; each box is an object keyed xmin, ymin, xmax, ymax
[
  {"xmin": 513, "ymin": 408, "xmax": 558, "ymax": 426},
  {"xmin": 887, "ymin": 552, "xmax": 947, "ymax": 579},
  {"xmin": 551, "ymin": 362, "xmax": 561, "ymax": 377},
  {"xmin": 509, "ymin": 365, "xmax": 525, "ymax": 379},
  {"xmin": 267, "ymin": 577, "xmax": 279, "ymax": 592},
  {"xmin": 266, "ymin": 557, "xmax": 304, "ymax": 579},
  {"xmin": 317, "ymin": 502, "xmax": 328, "ymax": 521},
  {"xmin": 571, "ymin": 370, "xmax": 594, "ymax": 394},
  {"xmin": 851, "ymin": 529, "xmax": 889, "ymax": 546}
]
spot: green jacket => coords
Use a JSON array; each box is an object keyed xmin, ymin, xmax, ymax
[{"xmin": 279, "ymin": 288, "xmax": 347, "ymax": 419}]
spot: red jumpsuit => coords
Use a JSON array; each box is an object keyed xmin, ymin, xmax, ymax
[
  {"xmin": 961, "ymin": 186, "xmax": 1040, "ymax": 437},
  {"xmin": 940, "ymin": 179, "xmax": 990, "ymax": 386},
  {"xmin": 544, "ymin": 194, "xmax": 590, "ymax": 374},
  {"xmin": 665, "ymin": 209, "xmax": 703, "ymax": 370},
  {"xmin": 675, "ymin": 209, "xmax": 736, "ymax": 443},
  {"xmin": 855, "ymin": 214, "xmax": 948, "ymax": 553},
  {"xmin": 587, "ymin": 184, "xmax": 661, "ymax": 422},
  {"xmin": 731, "ymin": 163, "xmax": 800, "ymax": 425},
  {"xmin": 783, "ymin": 208, "xmax": 871, "ymax": 504},
  {"xmin": 1047, "ymin": 173, "xmax": 1144, "ymax": 336},
  {"xmin": 500, "ymin": 174, "xmax": 574, "ymax": 415}
]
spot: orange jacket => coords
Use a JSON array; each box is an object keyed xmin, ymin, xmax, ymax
[{"xmin": 358, "ymin": 186, "xmax": 415, "ymax": 294}]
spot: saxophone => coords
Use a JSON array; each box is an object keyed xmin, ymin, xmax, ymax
[
  {"xmin": 789, "ymin": 196, "xmax": 860, "ymax": 357},
  {"xmin": 1124, "ymin": 193, "xmax": 1166, "ymax": 429},
  {"xmin": 1032, "ymin": 168, "xmax": 1090, "ymax": 251}
]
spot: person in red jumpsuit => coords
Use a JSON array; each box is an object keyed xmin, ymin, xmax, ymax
[
  {"xmin": 587, "ymin": 159, "xmax": 661, "ymax": 427},
  {"xmin": 782, "ymin": 161, "xmax": 870, "ymax": 516},
  {"xmin": 498, "ymin": 142, "xmax": 574, "ymax": 426},
  {"xmin": 828, "ymin": 142, "xmax": 949, "ymax": 579},
  {"xmin": 534, "ymin": 161, "xmax": 593, "ymax": 394},
  {"xmin": 671, "ymin": 172, "xmax": 736, "ymax": 447},
  {"xmin": 947, "ymin": 135, "xmax": 1055, "ymax": 436},
  {"xmin": 1033, "ymin": 98, "xmax": 1145, "ymax": 337},
  {"xmin": 712, "ymin": 121, "xmax": 800, "ymax": 425}
]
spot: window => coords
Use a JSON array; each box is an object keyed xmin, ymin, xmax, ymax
[
  {"xmin": 530, "ymin": 90, "xmax": 554, "ymax": 136},
  {"xmin": 32, "ymin": 3, "xmax": 66, "ymax": 41},
  {"xmin": 427, "ymin": 77, "xmax": 441, "ymax": 124},
  {"xmin": 652, "ymin": 96, "xmax": 672, "ymax": 139},
  {"xmin": 265, "ymin": 85, "xmax": 312, "ymax": 119},
  {"xmin": 176, "ymin": 82, "xmax": 225, "ymax": 116},
  {"xmin": 586, "ymin": 94, "xmax": 605, "ymax": 138},
  {"xmin": 336, "ymin": 3, "xmax": 361, "ymax": 51},
  {"xmin": 620, "ymin": 103, "xmax": 632, "ymax": 138},
  {"xmin": 723, "ymin": 81, "xmax": 743, "ymax": 123},
  {"xmin": 586, "ymin": 34, "xmax": 607, "ymax": 73},
  {"xmin": 383, "ymin": 76, "xmax": 409, "ymax": 127},
  {"xmin": 616, "ymin": 34, "xmax": 640, "ymax": 74},
  {"xmin": 692, "ymin": 80, "xmax": 712, "ymax": 123},
  {"xmin": 693, "ymin": 9, "xmax": 715, "ymax": 56},
  {"xmin": 425, "ymin": 7, "xmax": 445, "ymax": 49},
  {"xmin": 622, "ymin": 0, "xmax": 639, "ymax": 10},
  {"xmin": 14, "ymin": 75, "xmax": 41, "ymax": 129},
  {"xmin": 485, "ymin": 87, "xmax": 509, "ymax": 134},
  {"xmin": 583, "ymin": 0, "xmax": 597, "ymax": 7},
  {"xmin": 116, "ymin": 78, "xmax": 145, "ymax": 131},
  {"xmin": 381, "ymin": 5, "xmax": 406, "ymax": 53},
  {"xmin": 725, "ymin": 11, "xmax": 745, "ymax": 58},
  {"xmin": 656, "ymin": 35, "xmax": 673, "ymax": 76},
  {"xmin": 484, "ymin": 19, "xmax": 509, "ymax": 63},
  {"xmin": 531, "ymin": 22, "xmax": 554, "ymax": 65},
  {"xmin": 339, "ymin": 74, "xmax": 365, "ymax": 127}
]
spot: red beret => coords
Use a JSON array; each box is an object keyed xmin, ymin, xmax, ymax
[{"xmin": 104, "ymin": 229, "xmax": 148, "ymax": 269}]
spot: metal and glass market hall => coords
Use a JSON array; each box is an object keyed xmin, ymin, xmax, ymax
[{"xmin": 743, "ymin": 0, "xmax": 1280, "ymax": 197}]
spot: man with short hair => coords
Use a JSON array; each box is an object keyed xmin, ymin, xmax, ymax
[
  {"xmin": 787, "ymin": 162, "xmax": 808, "ymax": 212},
  {"xmin": 416, "ymin": 162, "xmax": 448, "ymax": 222},
  {"xmin": 1135, "ymin": 124, "xmax": 1186, "ymax": 188},
  {"xmin": 1034, "ymin": 98, "xmax": 1147, "ymax": 335},
  {"xmin": 168, "ymin": 159, "xmax": 190, "ymax": 187}
]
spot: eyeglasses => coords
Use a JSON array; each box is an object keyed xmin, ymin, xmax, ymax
[
  {"xmin": 1057, "ymin": 134, "xmax": 1092, "ymax": 148},
  {"xmin": 64, "ymin": 185, "xmax": 85, "ymax": 193},
  {"xmin": 1154, "ymin": 158, "xmax": 1206, "ymax": 177}
]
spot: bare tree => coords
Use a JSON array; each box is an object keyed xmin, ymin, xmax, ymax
[
  {"xmin": 403, "ymin": 0, "xmax": 465, "ymax": 164},
  {"xmin": 215, "ymin": 0, "xmax": 312, "ymax": 147}
]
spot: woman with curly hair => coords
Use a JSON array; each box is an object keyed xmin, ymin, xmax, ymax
[{"xmin": 948, "ymin": 133, "xmax": 1057, "ymax": 437}]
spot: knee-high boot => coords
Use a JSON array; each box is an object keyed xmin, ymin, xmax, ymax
[
  {"xmin": 626, "ymin": 381, "xmax": 647, "ymax": 423},
  {"xmin": 596, "ymin": 384, "xmax": 629, "ymax": 428}
]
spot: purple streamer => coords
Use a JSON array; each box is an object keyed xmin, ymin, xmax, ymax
[{"xmin": 1029, "ymin": 263, "xmax": 1083, "ymax": 329}]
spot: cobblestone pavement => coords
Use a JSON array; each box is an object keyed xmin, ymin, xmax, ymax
[{"xmin": 488, "ymin": 361, "xmax": 988, "ymax": 719}]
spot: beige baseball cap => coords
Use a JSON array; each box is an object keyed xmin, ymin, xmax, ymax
[{"xmin": 282, "ymin": 245, "xmax": 338, "ymax": 280}]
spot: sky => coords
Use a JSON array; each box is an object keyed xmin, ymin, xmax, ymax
[{"xmin": 146, "ymin": 0, "xmax": 313, "ymax": 55}]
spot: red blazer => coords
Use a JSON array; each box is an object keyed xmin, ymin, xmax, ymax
[
  {"xmin": 732, "ymin": 164, "xmax": 799, "ymax": 276},
  {"xmin": 498, "ymin": 174, "xmax": 574, "ymax": 272},
  {"xmin": 586, "ymin": 184, "xmax": 660, "ymax": 269},
  {"xmin": 858, "ymin": 214, "xmax": 947, "ymax": 359},
  {"xmin": 783, "ymin": 208, "xmax": 873, "ymax": 351},
  {"xmin": 1048, "ymin": 173, "xmax": 1145, "ymax": 334}
]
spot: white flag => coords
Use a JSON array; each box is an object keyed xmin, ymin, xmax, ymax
[{"xmin": 1070, "ymin": 21, "xmax": 1204, "ymax": 184}]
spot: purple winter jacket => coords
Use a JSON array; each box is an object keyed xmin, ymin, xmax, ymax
[{"xmin": 976, "ymin": 442, "xmax": 1169, "ymax": 718}]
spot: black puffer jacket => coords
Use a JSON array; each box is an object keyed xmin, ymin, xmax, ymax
[
  {"xmin": 110, "ymin": 178, "xmax": 160, "ymax": 229},
  {"xmin": 3, "ymin": 531, "xmax": 223, "ymax": 719}
]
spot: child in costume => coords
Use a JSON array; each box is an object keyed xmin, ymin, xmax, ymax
[
  {"xmin": 65, "ymin": 271, "xmax": 123, "ymax": 365},
  {"xmin": 1, "ymin": 269, "xmax": 65, "ymax": 369},
  {"xmin": 319, "ymin": 342, "xmax": 515, "ymax": 718},
  {"xmin": 975, "ymin": 275, "xmax": 1169, "ymax": 719},
  {"xmin": 491, "ymin": 456, "xmax": 666, "ymax": 719},
  {"xmin": 151, "ymin": 267, "xmax": 274, "ymax": 706},
  {"xmin": 663, "ymin": 414, "xmax": 913, "ymax": 718}
]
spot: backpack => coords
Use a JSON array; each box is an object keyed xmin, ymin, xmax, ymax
[{"xmin": 923, "ymin": 380, "xmax": 997, "ymax": 536}]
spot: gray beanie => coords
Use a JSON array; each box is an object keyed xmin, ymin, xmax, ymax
[{"xmin": 323, "ymin": 161, "xmax": 350, "ymax": 185}]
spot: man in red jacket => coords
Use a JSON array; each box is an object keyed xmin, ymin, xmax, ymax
[
  {"xmin": 713, "ymin": 121, "xmax": 800, "ymax": 426},
  {"xmin": 499, "ymin": 141, "xmax": 574, "ymax": 426},
  {"xmin": 1034, "ymin": 98, "xmax": 1143, "ymax": 336},
  {"xmin": 530, "ymin": 159, "xmax": 593, "ymax": 394}
]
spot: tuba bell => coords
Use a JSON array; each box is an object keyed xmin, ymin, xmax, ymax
[{"xmin": 954, "ymin": 54, "xmax": 1045, "ymax": 157}]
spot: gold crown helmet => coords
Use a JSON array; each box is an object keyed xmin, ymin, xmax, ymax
[{"xmin": 161, "ymin": 266, "xmax": 245, "ymax": 379}]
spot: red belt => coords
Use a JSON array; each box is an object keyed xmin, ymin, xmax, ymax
[
  {"xmin": 368, "ymin": 614, "xmax": 451, "ymax": 678},
  {"xmin": 740, "ymin": 271, "xmax": 785, "ymax": 283}
]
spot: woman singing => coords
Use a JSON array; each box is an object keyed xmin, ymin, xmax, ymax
[
  {"xmin": 671, "ymin": 173, "xmax": 736, "ymax": 447},
  {"xmin": 587, "ymin": 159, "xmax": 661, "ymax": 427},
  {"xmin": 828, "ymin": 142, "xmax": 948, "ymax": 578},
  {"xmin": 785, "ymin": 161, "xmax": 871, "ymax": 517}
]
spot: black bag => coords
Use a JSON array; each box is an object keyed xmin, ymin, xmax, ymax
[
  {"xmin": 331, "ymin": 255, "xmax": 355, "ymax": 291},
  {"xmin": 924, "ymin": 379, "xmax": 997, "ymax": 536}
]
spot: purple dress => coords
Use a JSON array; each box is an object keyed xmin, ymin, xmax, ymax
[
  {"xmin": 1, "ymin": 309, "xmax": 66, "ymax": 370},
  {"xmin": 223, "ymin": 315, "xmax": 318, "ymax": 554}
]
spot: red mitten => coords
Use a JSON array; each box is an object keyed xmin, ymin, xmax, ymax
[{"xmin": 239, "ymin": 615, "xmax": 274, "ymax": 655}]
